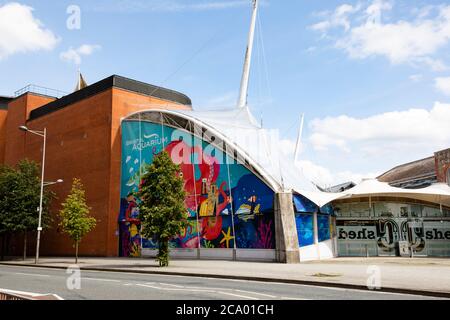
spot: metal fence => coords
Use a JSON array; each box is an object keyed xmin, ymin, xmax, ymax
[
  {"xmin": 14, "ymin": 84, "xmax": 68, "ymax": 99},
  {"xmin": 0, "ymin": 291, "xmax": 31, "ymax": 301}
]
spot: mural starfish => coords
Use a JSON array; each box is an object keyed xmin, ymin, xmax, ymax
[{"xmin": 220, "ymin": 227, "xmax": 235, "ymax": 248}]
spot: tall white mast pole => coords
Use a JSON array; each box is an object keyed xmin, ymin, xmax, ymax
[
  {"xmin": 294, "ymin": 114, "xmax": 305, "ymax": 162},
  {"xmin": 237, "ymin": 0, "xmax": 259, "ymax": 109}
]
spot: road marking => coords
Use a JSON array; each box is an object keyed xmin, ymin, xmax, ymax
[
  {"xmin": 154, "ymin": 283, "xmax": 270, "ymax": 299},
  {"xmin": 15, "ymin": 272, "xmax": 50, "ymax": 277},
  {"xmin": 281, "ymin": 296, "xmax": 311, "ymax": 300},
  {"xmin": 137, "ymin": 284, "xmax": 214, "ymax": 292},
  {"xmin": 233, "ymin": 289, "xmax": 276, "ymax": 298},
  {"xmin": 217, "ymin": 291, "xmax": 260, "ymax": 300},
  {"xmin": 83, "ymin": 278, "xmax": 121, "ymax": 283},
  {"xmin": 156, "ymin": 282, "xmax": 184, "ymax": 288},
  {"xmin": 134, "ymin": 283, "xmax": 261, "ymax": 300},
  {"xmin": 1, "ymin": 266, "xmax": 382, "ymax": 294},
  {"xmin": 0, "ymin": 265, "xmax": 440, "ymax": 299}
]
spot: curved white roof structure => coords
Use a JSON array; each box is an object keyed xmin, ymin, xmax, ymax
[
  {"xmin": 123, "ymin": 108, "xmax": 450, "ymax": 209},
  {"xmin": 338, "ymin": 178, "xmax": 450, "ymax": 207},
  {"xmin": 123, "ymin": 106, "xmax": 323, "ymax": 199}
]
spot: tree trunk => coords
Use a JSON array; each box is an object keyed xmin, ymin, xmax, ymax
[
  {"xmin": 23, "ymin": 232, "xmax": 27, "ymax": 261},
  {"xmin": 0, "ymin": 235, "xmax": 4, "ymax": 261},
  {"xmin": 5, "ymin": 233, "xmax": 10, "ymax": 258},
  {"xmin": 75, "ymin": 241, "xmax": 79, "ymax": 264}
]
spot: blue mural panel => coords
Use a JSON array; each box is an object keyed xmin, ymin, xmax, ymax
[
  {"xmin": 296, "ymin": 213, "xmax": 314, "ymax": 247},
  {"xmin": 293, "ymin": 194, "xmax": 318, "ymax": 213},
  {"xmin": 317, "ymin": 214, "xmax": 331, "ymax": 242},
  {"xmin": 119, "ymin": 120, "xmax": 275, "ymax": 256},
  {"xmin": 320, "ymin": 204, "xmax": 334, "ymax": 215}
]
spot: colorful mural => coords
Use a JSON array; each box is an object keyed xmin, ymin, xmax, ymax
[
  {"xmin": 119, "ymin": 120, "xmax": 275, "ymax": 257},
  {"xmin": 293, "ymin": 194, "xmax": 334, "ymax": 246},
  {"xmin": 295, "ymin": 213, "xmax": 314, "ymax": 247}
]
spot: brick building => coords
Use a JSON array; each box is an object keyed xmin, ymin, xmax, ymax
[
  {"xmin": 378, "ymin": 148, "xmax": 450, "ymax": 188},
  {"xmin": 0, "ymin": 75, "xmax": 338, "ymax": 262},
  {"xmin": 0, "ymin": 75, "xmax": 192, "ymax": 257}
]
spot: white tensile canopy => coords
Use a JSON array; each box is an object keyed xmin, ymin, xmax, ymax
[
  {"xmin": 125, "ymin": 106, "xmax": 319, "ymax": 194},
  {"xmin": 327, "ymin": 178, "xmax": 450, "ymax": 208},
  {"xmin": 124, "ymin": 107, "xmax": 450, "ymax": 209}
]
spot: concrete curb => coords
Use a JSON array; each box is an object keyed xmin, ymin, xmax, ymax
[{"xmin": 1, "ymin": 262, "xmax": 449, "ymax": 299}]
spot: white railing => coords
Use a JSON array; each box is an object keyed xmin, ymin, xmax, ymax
[{"xmin": 14, "ymin": 85, "xmax": 68, "ymax": 99}]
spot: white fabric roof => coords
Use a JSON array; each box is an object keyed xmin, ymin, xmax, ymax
[
  {"xmin": 125, "ymin": 107, "xmax": 450, "ymax": 209},
  {"xmin": 332, "ymin": 179, "xmax": 450, "ymax": 208},
  {"xmin": 174, "ymin": 107, "xmax": 319, "ymax": 193},
  {"xmin": 126, "ymin": 106, "xmax": 320, "ymax": 195}
]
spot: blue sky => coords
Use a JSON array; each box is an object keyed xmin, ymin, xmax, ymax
[{"xmin": 1, "ymin": 0, "xmax": 450, "ymax": 186}]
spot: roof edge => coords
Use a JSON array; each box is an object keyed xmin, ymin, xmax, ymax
[
  {"xmin": 28, "ymin": 75, "xmax": 192, "ymax": 120},
  {"xmin": 377, "ymin": 156, "xmax": 435, "ymax": 180},
  {"xmin": 121, "ymin": 109, "xmax": 283, "ymax": 193}
]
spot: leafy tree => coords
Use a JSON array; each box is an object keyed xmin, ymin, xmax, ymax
[
  {"xmin": 137, "ymin": 151, "xmax": 188, "ymax": 267},
  {"xmin": 0, "ymin": 165, "xmax": 16, "ymax": 260},
  {"xmin": 0, "ymin": 160, "xmax": 53, "ymax": 260},
  {"xmin": 59, "ymin": 178, "xmax": 96, "ymax": 264},
  {"xmin": 14, "ymin": 160, "xmax": 53, "ymax": 260}
]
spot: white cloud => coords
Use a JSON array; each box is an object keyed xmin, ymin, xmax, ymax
[
  {"xmin": 276, "ymin": 138, "xmax": 376, "ymax": 187},
  {"xmin": 298, "ymin": 160, "xmax": 378, "ymax": 187},
  {"xmin": 60, "ymin": 44, "xmax": 101, "ymax": 65},
  {"xmin": 308, "ymin": 102, "xmax": 450, "ymax": 156},
  {"xmin": 305, "ymin": 46, "xmax": 317, "ymax": 53},
  {"xmin": 293, "ymin": 102, "xmax": 450, "ymax": 187},
  {"xmin": 198, "ymin": 91, "xmax": 237, "ymax": 109},
  {"xmin": 409, "ymin": 74, "xmax": 422, "ymax": 82},
  {"xmin": 310, "ymin": 4, "xmax": 360, "ymax": 32},
  {"xmin": 435, "ymin": 77, "xmax": 450, "ymax": 95},
  {"xmin": 311, "ymin": 1, "xmax": 450, "ymax": 68},
  {"xmin": 414, "ymin": 57, "xmax": 448, "ymax": 72},
  {"xmin": 365, "ymin": 0, "xmax": 392, "ymax": 24},
  {"xmin": 0, "ymin": 2, "xmax": 59, "ymax": 60},
  {"xmin": 297, "ymin": 160, "xmax": 335, "ymax": 187}
]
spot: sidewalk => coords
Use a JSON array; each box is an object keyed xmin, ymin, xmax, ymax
[{"xmin": 1, "ymin": 256, "xmax": 449, "ymax": 297}]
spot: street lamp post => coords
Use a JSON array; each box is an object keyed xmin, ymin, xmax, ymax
[{"xmin": 19, "ymin": 125, "xmax": 57, "ymax": 264}]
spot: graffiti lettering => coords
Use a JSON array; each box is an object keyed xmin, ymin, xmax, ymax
[
  {"xmin": 425, "ymin": 229, "xmax": 450, "ymax": 240},
  {"xmin": 338, "ymin": 228, "xmax": 376, "ymax": 240}
]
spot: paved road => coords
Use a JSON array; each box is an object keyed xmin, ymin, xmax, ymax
[{"xmin": 0, "ymin": 265, "xmax": 442, "ymax": 300}]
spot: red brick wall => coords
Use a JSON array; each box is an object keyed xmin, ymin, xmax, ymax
[
  {"xmin": 3, "ymin": 94, "xmax": 55, "ymax": 166},
  {"xmin": 0, "ymin": 109, "xmax": 8, "ymax": 163},
  {"xmin": 435, "ymin": 148, "xmax": 450, "ymax": 183},
  {"xmin": 24, "ymin": 89, "xmax": 114, "ymax": 257},
  {"xmin": 3, "ymin": 87, "xmax": 191, "ymax": 257},
  {"xmin": 106, "ymin": 88, "xmax": 192, "ymax": 256}
]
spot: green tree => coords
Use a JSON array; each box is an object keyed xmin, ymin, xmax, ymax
[
  {"xmin": 0, "ymin": 160, "xmax": 53, "ymax": 260},
  {"xmin": 0, "ymin": 165, "xmax": 16, "ymax": 260},
  {"xmin": 137, "ymin": 151, "xmax": 188, "ymax": 267},
  {"xmin": 59, "ymin": 178, "xmax": 96, "ymax": 264},
  {"xmin": 14, "ymin": 160, "xmax": 53, "ymax": 260}
]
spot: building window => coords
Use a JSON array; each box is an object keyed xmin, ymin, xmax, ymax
[
  {"xmin": 295, "ymin": 213, "xmax": 314, "ymax": 247},
  {"xmin": 317, "ymin": 214, "xmax": 331, "ymax": 242},
  {"xmin": 447, "ymin": 168, "xmax": 450, "ymax": 186}
]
